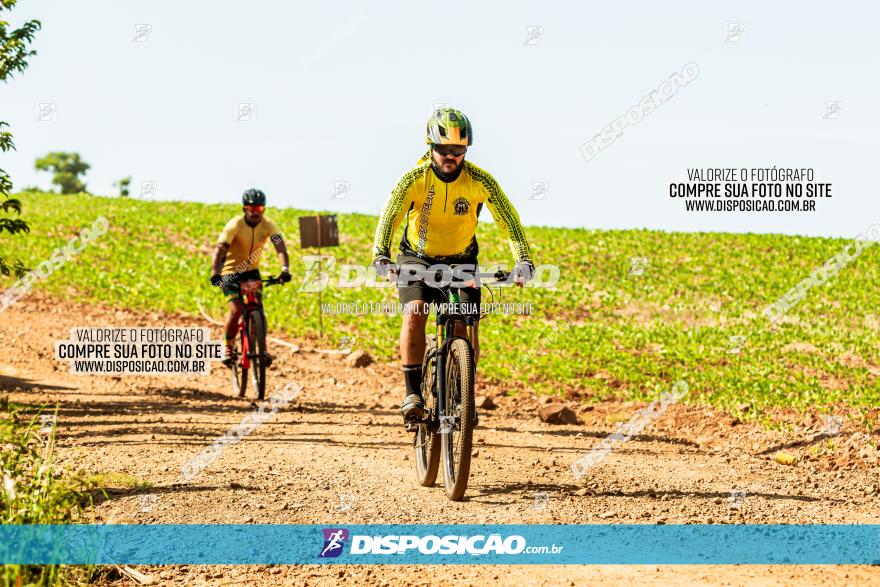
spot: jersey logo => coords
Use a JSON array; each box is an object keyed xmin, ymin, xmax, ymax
[
  {"xmin": 416, "ymin": 186, "xmax": 435, "ymax": 256},
  {"xmin": 452, "ymin": 197, "xmax": 469, "ymax": 216}
]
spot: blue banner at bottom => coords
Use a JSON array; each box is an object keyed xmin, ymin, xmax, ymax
[{"xmin": 0, "ymin": 525, "xmax": 878, "ymax": 565}]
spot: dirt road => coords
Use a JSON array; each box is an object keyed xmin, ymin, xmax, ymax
[{"xmin": 2, "ymin": 294, "xmax": 878, "ymax": 585}]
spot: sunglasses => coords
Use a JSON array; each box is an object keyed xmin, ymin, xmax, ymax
[
  {"xmin": 243, "ymin": 205, "xmax": 265, "ymax": 213},
  {"xmin": 432, "ymin": 144, "xmax": 467, "ymax": 158}
]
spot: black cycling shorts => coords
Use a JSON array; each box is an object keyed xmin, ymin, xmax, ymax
[
  {"xmin": 396, "ymin": 254, "xmax": 481, "ymax": 320},
  {"xmin": 220, "ymin": 269, "xmax": 261, "ymax": 301}
]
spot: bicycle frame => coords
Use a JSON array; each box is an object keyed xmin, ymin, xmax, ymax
[
  {"xmin": 404, "ymin": 264, "xmax": 517, "ymax": 498},
  {"xmin": 233, "ymin": 279, "xmax": 270, "ymax": 370},
  {"xmin": 432, "ymin": 296, "xmax": 475, "ymax": 432},
  {"xmin": 405, "ymin": 266, "xmax": 511, "ymax": 431}
]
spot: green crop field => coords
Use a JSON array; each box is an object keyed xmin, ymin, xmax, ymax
[{"xmin": 3, "ymin": 192, "xmax": 879, "ymax": 423}]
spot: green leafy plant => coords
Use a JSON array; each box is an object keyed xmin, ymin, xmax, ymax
[
  {"xmin": 1, "ymin": 397, "xmax": 98, "ymax": 585},
  {"xmin": 0, "ymin": 0, "xmax": 40, "ymax": 278},
  {"xmin": 2, "ymin": 192, "xmax": 878, "ymax": 422}
]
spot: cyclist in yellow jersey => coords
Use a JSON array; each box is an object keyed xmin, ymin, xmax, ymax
[
  {"xmin": 372, "ymin": 107, "xmax": 535, "ymax": 419},
  {"xmin": 210, "ymin": 189, "xmax": 291, "ymax": 366}
]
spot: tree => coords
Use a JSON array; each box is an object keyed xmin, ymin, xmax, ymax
[
  {"xmin": 34, "ymin": 152, "xmax": 90, "ymax": 194},
  {"xmin": 115, "ymin": 176, "xmax": 131, "ymax": 197},
  {"xmin": 0, "ymin": 1, "xmax": 40, "ymax": 278}
]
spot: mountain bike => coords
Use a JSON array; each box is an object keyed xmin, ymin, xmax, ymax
[
  {"xmin": 400, "ymin": 265, "xmax": 512, "ymax": 501},
  {"xmin": 228, "ymin": 276, "xmax": 282, "ymax": 401}
]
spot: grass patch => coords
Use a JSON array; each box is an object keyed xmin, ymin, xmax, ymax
[
  {"xmin": 85, "ymin": 472, "xmax": 152, "ymax": 491},
  {"xmin": 2, "ymin": 191, "xmax": 879, "ymax": 420},
  {"xmin": 0, "ymin": 397, "xmax": 98, "ymax": 585}
]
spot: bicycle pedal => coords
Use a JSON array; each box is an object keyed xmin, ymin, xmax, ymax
[{"xmin": 403, "ymin": 412, "xmax": 428, "ymax": 427}]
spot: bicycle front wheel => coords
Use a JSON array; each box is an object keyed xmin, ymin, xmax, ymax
[
  {"xmin": 441, "ymin": 337, "xmax": 475, "ymax": 501},
  {"xmin": 248, "ymin": 310, "xmax": 267, "ymax": 400},
  {"xmin": 232, "ymin": 332, "xmax": 247, "ymax": 398}
]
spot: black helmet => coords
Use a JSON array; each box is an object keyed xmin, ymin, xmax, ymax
[{"xmin": 242, "ymin": 188, "xmax": 266, "ymax": 206}]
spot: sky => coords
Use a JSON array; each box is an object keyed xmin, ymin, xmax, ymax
[{"xmin": 3, "ymin": 0, "xmax": 878, "ymax": 238}]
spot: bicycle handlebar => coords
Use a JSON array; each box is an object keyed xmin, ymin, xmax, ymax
[
  {"xmin": 226, "ymin": 275, "xmax": 285, "ymax": 291},
  {"xmin": 388, "ymin": 265, "xmax": 513, "ymax": 287}
]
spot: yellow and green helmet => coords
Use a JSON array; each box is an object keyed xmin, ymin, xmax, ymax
[{"xmin": 426, "ymin": 107, "xmax": 473, "ymax": 146}]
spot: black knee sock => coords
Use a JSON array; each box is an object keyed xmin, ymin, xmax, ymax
[{"xmin": 403, "ymin": 364, "xmax": 422, "ymax": 397}]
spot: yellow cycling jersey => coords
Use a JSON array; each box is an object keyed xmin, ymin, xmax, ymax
[
  {"xmin": 373, "ymin": 159, "xmax": 533, "ymax": 263},
  {"xmin": 217, "ymin": 215, "xmax": 281, "ymax": 275}
]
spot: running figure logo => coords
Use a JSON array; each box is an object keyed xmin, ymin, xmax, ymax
[{"xmin": 319, "ymin": 528, "xmax": 349, "ymax": 558}]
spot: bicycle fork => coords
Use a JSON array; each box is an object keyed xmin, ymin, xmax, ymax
[
  {"xmin": 239, "ymin": 312, "xmax": 251, "ymax": 369},
  {"xmin": 434, "ymin": 315, "xmax": 475, "ymax": 435},
  {"xmin": 238, "ymin": 294, "xmax": 267, "ymax": 370}
]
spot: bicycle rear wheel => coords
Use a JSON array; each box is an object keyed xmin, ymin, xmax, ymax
[
  {"xmin": 248, "ymin": 310, "xmax": 267, "ymax": 400},
  {"xmin": 441, "ymin": 337, "xmax": 475, "ymax": 501},
  {"xmin": 414, "ymin": 335, "xmax": 441, "ymax": 487}
]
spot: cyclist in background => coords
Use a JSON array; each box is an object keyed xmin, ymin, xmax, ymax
[
  {"xmin": 372, "ymin": 107, "xmax": 534, "ymax": 420},
  {"xmin": 210, "ymin": 189, "xmax": 291, "ymax": 366}
]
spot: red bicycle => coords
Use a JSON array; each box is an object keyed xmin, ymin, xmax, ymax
[{"xmin": 229, "ymin": 276, "xmax": 282, "ymax": 400}]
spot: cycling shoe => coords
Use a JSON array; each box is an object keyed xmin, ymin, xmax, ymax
[{"xmin": 401, "ymin": 393, "xmax": 426, "ymax": 420}]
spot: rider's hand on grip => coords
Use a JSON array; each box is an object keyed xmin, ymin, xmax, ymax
[
  {"xmin": 278, "ymin": 270, "xmax": 292, "ymax": 284},
  {"xmin": 513, "ymin": 261, "xmax": 534, "ymax": 287},
  {"xmin": 210, "ymin": 274, "xmax": 223, "ymax": 287},
  {"xmin": 374, "ymin": 256, "xmax": 397, "ymax": 282}
]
